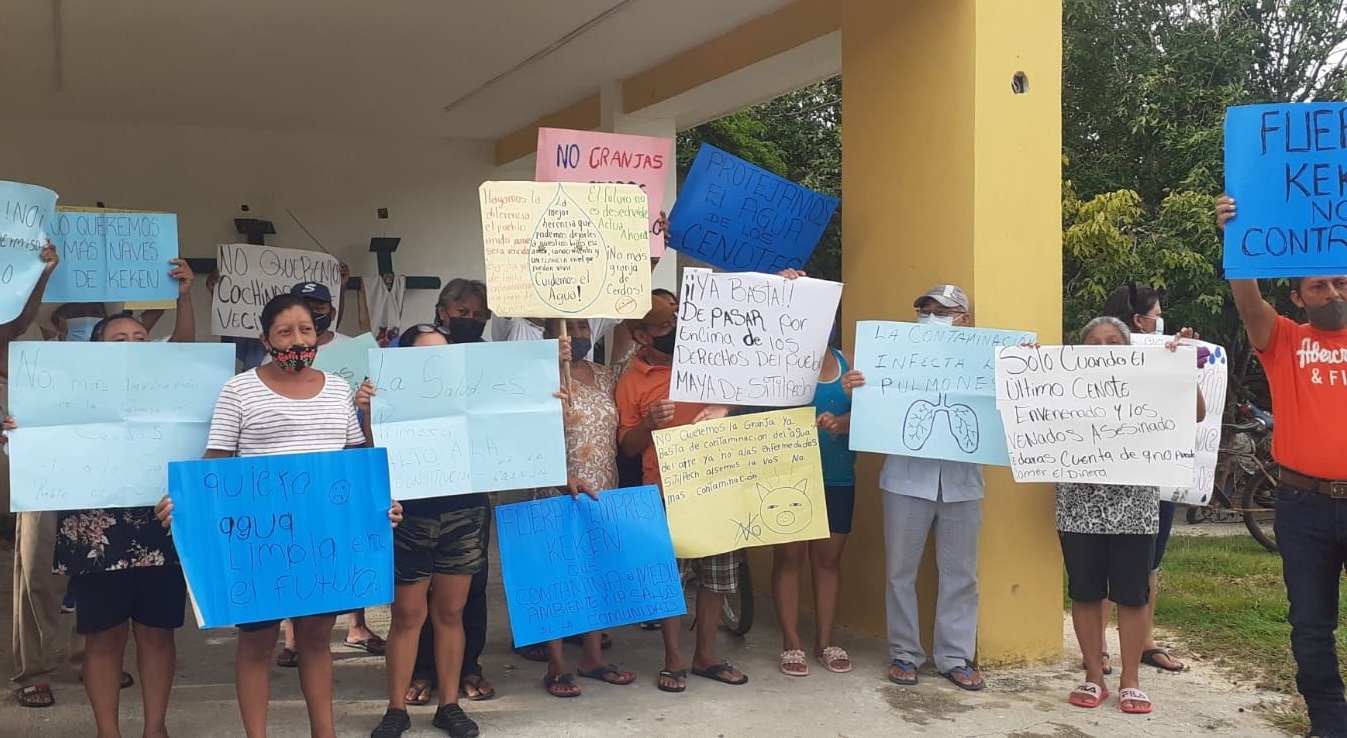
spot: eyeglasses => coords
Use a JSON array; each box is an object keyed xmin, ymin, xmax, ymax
[
  {"xmin": 916, "ymin": 309, "xmax": 965, "ymax": 318},
  {"xmin": 406, "ymin": 323, "xmax": 451, "ymax": 338}
]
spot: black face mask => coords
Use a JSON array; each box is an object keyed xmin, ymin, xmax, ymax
[
  {"xmin": 447, "ymin": 317, "xmax": 486, "ymax": 343},
  {"xmin": 312, "ymin": 311, "xmax": 333, "ymax": 335},
  {"xmin": 569, "ymin": 337, "xmax": 592, "ymax": 361},
  {"xmin": 1306, "ymin": 301, "xmax": 1347, "ymax": 331},
  {"xmin": 650, "ymin": 330, "xmax": 677, "ymax": 356}
]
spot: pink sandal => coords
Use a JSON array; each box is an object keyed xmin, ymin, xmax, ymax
[
  {"xmin": 817, "ymin": 646, "xmax": 853, "ymax": 674},
  {"xmin": 779, "ymin": 649, "xmax": 809, "ymax": 677},
  {"xmin": 1119, "ymin": 687, "xmax": 1153, "ymax": 714},
  {"xmin": 1068, "ymin": 682, "xmax": 1109, "ymax": 708}
]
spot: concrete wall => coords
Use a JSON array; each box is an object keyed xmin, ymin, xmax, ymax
[{"xmin": 0, "ymin": 118, "xmax": 496, "ymax": 338}]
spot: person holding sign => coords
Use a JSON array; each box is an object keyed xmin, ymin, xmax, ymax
[
  {"xmin": 154, "ymin": 293, "xmax": 403, "ymax": 738},
  {"xmin": 771, "ymin": 330, "xmax": 856, "ymax": 677},
  {"xmin": 615, "ymin": 298, "xmax": 740, "ymax": 693},
  {"xmin": 843, "ymin": 285, "xmax": 988, "ymax": 692},
  {"xmin": 1057, "ymin": 317, "xmax": 1205, "ymax": 715},
  {"xmin": 1219, "ymin": 195, "xmax": 1347, "ymax": 736},
  {"xmin": 360, "ymin": 325, "xmax": 488, "ymax": 738}
]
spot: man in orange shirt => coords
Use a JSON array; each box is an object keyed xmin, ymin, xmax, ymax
[
  {"xmin": 615, "ymin": 299, "xmax": 743, "ymax": 694},
  {"xmin": 1219, "ymin": 195, "xmax": 1347, "ymax": 737}
]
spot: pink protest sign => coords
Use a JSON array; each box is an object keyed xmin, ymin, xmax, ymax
[{"xmin": 535, "ymin": 128, "xmax": 673, "ymax": 257}]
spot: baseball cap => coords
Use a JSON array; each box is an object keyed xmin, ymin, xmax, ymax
[
  {"xmin": 290, "ymin": 282, "xmax": 333, "ymax": 303},
  {"xmin": 914, "ymin": 284, "xmax": 969, "ymax": 312}
]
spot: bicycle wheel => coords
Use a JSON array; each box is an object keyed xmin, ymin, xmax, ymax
[
  {"xmin": 1184, "ymin": 505, "xmax": 1208, "ymax": 524},
  {"xmin": 720, "ymin": 558, "xmax": 755, "ymax": 636},
  {"xmin": 1240, "ymin": 467, "xmax": 1278, "ymax": 553}
]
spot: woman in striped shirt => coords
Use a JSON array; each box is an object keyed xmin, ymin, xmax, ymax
[{"xmin": 157, "ymin": 293, "xmax": 402, "ymax": 738}]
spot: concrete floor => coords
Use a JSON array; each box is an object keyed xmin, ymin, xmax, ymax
[{"xmin": 1, "ymin": 541, "xmax": 1289, "ymax": 737}]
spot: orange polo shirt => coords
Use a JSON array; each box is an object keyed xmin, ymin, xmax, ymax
[
  {"xmin": 1257, "ymin": 315, "xmax": 1347, "ymax": 479},
  {"xmin": 615, "ymin": 355, "xmax": 708, "ymax": 491}
]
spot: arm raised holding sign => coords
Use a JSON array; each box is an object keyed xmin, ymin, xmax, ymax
[{"xmin": 1217, "ymin": 196, "xmax": 1280, "ymax": 351}]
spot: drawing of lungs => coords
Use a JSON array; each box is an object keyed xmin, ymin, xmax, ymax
[
  {"xmin": 902, "ymin": 399, "xmax": 938, "ymax": 450},
  {"xmin": 945, "ymin": 402, "xmax": 980, "ymax": 453}
]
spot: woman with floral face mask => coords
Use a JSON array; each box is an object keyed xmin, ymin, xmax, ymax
[{"xmin": 155, "ymin": 293, "xmax": 402, "ymax": 738}]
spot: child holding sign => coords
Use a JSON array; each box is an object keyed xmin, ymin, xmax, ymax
[{"xmin": 156, "ymin": 293, "xmax": 403, "ymax": 738}]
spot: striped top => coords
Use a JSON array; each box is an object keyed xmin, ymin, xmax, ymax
[{"xmin": 206, "ymin": 369, "xmax": 365, "ymax": 457}]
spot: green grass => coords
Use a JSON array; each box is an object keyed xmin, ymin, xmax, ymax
[{"xmin": 1154, "ymin": 535, "xmax": 1347, "ymax": 734}]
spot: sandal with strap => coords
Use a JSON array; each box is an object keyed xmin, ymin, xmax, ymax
[
  {"xmin": 888, "ymin": 659, "xmax": 918, "ymax": 686},
  {"xmin": 276, "ymin": 648, "xmax": 299, "ymax": 668},
  {"xmin": 1119, "ymin": 687, "xmax": 1153, "ymax": 714},
  {"xmin": 13, "ymin": 683, "xmax": 54, "ymax": 708},
  {"xmin": 1141, "ymin": 648, "xmax": 1184, "ymax": 672},
  {"xmin": 577, "ymin": 663, "xmax": 636, "ymax": 685},
  {"xmin": 817, "ymin": 646, "xmax": 853, "ymax": 674},
  {"xmin": 1068, "ymin": 682, "xmax": 1109, "ymax": 708},
  {"xmin": 543, "ymin": 672, "xmax": 581, "ymax": 698},
  {"xmin": 656, "ymin": 669, "xmax": 687, "ymax": 693},
  {"xmin": 692, "ymin": 662, "xmax": 748, "ymax": 685},
  {"xmin": 779, "ymin": 649, "xmax": 809, "ymax": 677},
  {"xmin": 941, "ymin": 662, "xmax": 986, "ymax": 691}
]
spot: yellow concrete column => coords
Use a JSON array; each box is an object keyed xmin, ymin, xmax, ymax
[{"xmin": 839, "ymin": 0, "xmax": 1063, "ymax": 664}]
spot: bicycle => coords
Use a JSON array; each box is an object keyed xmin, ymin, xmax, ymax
[
  {"xmin": 719, "ymin": 549, "xmax": 755, "ymax": 636},
  {"xmin": 1192, "ymin": 402, "xmax": 1278, "ymax": 552}
]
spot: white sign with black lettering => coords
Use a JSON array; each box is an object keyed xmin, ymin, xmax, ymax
[
  {"xmin": 994, "ymin": 345, "xmax": 1197, "ymax": 487},
  {"xmin": 211, "ymin": 244, "xmax": 343, "ymax": 338},
  {"xmin": 669, "ymin": 268, "xmax": 842, "ymax": 407},
  {"xmin": 1132, "ymin": 334, "xmax": 1229, "ymax": 504}
]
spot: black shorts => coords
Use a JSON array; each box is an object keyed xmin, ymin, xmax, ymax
[
  {"xmin": 825, "ymin": 485, "xmax": 856, "ymax": 535},
  {"xmin": 70, "ymin": 566, "xmax": 188, "ymax": 635},
  {"xmin": 393, "ymin": 506, "xmax": 487, "ymax": 584},
  {"xmin": 1059, "ymin": 531, "xmax": 1154, "ymax": 608}
]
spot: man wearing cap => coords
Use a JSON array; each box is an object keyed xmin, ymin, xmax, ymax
[
  {"xmin": 288, "ymin": 281, "xmax": 351, "ymax": 353},
  {"xmin": 615, "ymin": 295, "xmax": 742, "ymax": 694},
  {"xmin": 844, "ymin": 284, "xmax": 986, "ymax": 692}
]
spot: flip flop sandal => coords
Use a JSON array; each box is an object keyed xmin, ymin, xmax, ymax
[
  {"xmin": 941, "ymin": 663, "xmax": 986, "ymax": 691},
  {"xmin": 405, "ymin": 679, "xmax": 434, "ymax": 706},
  {"xmin": 1083, "ymin": 652, "xmax": 1113, "ymax": 675},
  {"xmin": 1119, "ymin": 687, "xmax": 1153, "ymax": 714},
  {"xmin": 543, "ymin": 673, "xmax": 581, "ymax": 698},
  {"xmin": 692, "ymin": 662, "xmax": 748, "ymax": 685},
  {"xmin": 1141, "ymin": 648, "xmax": 1185, "ymax": 672},
  {"xmin": 516, "ymin": 645, "xmax": 549, "ymax": 663},
  {"xmin": 817, "ymin": 646, "xmax": 853, "ymax": 674},
  {"xmin": 779, "ymin": 649, "xmax": 810, "ymax": 677},
  {"xmin": 577, "ymin": 664, "xmax": 636, "ymax": 685},
  {"xmin": 888, "ymin": 659, "xmax": 918, "ymax": 686},
  {"xmin": 343, "ymin": 637, "xmax": 386, "ymax": 656},
  {"xmin": 80, "ymin": 672, "xmax": 135, "ymax": 689},
  {"xmin": 14, "ymin": 683, "xmax": 54, "ymax": 708},
  {"xmin": 639, "ymin": 622, "xmax": 662, "ymax": 631},
  {"xmin": 459, "ymin": 674, "xmax": 496, "ymax": 701},
  {"xmin": 564, "ymin": 632, "xmax": 614, "ymax": 650},
  {"xmin": 275, "ymin": 648, "xmax": 299, "ymax": 668},
  {"xmin": 1068, "ymin": 682, "xmax": 1109, "ymax": 708},
  {"xmin": 656, "ymin": 669, "xmax": 687, "ymax": 693}
]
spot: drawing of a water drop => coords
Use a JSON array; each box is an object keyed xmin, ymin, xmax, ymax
[{"xmin": 528, "ymin": 185, "xmax": 608, "ymax": 314}]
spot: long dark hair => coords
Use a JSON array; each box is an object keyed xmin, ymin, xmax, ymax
[{"xmin": 1101, "ymin": 284, "xmax": 1159, "ymax": 332}]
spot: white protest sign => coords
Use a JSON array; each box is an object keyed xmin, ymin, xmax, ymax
[
  {"xmin": 1133, "ymin": 334, "xmax": 1228, "ymax": 504},
  {"xmin": 211, "ymin": 243, "xmax": 343, "ymax": 338},
  {"xmin": 995, "ymin": 345, "xmax": 1197, "ymax": 486},
  {"xmin": 669, "ymin": 268, "xmax": 842, "ymax": 406}
]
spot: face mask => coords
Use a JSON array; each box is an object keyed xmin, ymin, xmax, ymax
[
  {"xmin": 918, "ymin": 313, "xmax": 956, "ymax": 327},
  {"xmin": 64, "ymin": 316, "xmax": 101, "ymax": 342},
  {"xmin": 569, "ymin": 337, "xmax": 592, "ymax": 361},
  {"xmin": 1306, "ymin": 301, "xmax": 1347, "ymax": 331},
  {"xmin": 312, "ymin": 311, "xmax": 333, "ymax": 335},
  {"xmin": 650, "ymin": 330, "xmax": 677, "ymax": 356},
  {"xmin": 1151, "ymin": 316, "xmax": 1165, "ymax": 335},
  {"xmin": 446, "ymin": 317, "xmax": 485, "ymax": 343},
  {"xmin": 269, "ymin": 344, "xmax": 317, "ymax": 373}
]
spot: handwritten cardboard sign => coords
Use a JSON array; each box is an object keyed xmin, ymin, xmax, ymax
[
  {"xmin": 368, "ymin": 340, "xmax": 567, "ymax": 499},
  {"xmin": 535, "ymin": 128, "xmax": 673, "ymax": 257},
  {"xmin": 667, "ymin": 144, "xmax": 839, "ymax": 272},
  {"xmin": 1133, "ymin": 334, "xmax": 1229, "ymax": 504},
  {"xmin": 312, "ymin": 333, "xmax": 378, "ymax": 392},
  {"xmin": 43, "ymin": 208, "xmax": 179, "ymax": 303},
  {"xmin": 994, "ymin": 345, "xmax": 1197, "ymax": 486},
  {"xmin": 0, "ymin": 180, "xmax": 58, "ymax": 323},
  {"xmin": 1224, "ymin": 103, "xmax": 1347, "ymax": 279},
  {"xmin": 211, "ymin": 243, "xmax": 343, "ymax": 338},
  {"xmin": 496, "ymin": 485, "xmax": 685, "ymax": 646},
  {"xmin": 168, "ymin": 448, "xmax": 394, "ymax": 628},
  {"xmin": 669, "ymin": 268, "xmax": 842, "ymax": 406},
  {"xmin": 849, "ymin": 321, "xmax": 1036, "ymax": 465},
  {"xmin": 7, "ymin": 342, "xmax": 236, "ymax": 511},
  {"xmin": 652, "ymin": 407, "xmax": 828, "ymax": 558},
  {"xmin": 479, "ymin": 181, "xmax": 651, "ymax": 319}
]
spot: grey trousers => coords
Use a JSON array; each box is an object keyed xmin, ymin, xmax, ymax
[
  {"xmin": 11, "ymin": 511, "xmax": 80, "ymax": 687},
  {"xmin": 882, "ymin": 492, "xmax": 982, "ymax": 673}
]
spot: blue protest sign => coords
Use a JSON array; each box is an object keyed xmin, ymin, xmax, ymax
[
  {"xmin": 848, "ymin": 321, "xmax": 1036, "ymax": 465},
  {"xmin": 496, "ymin": 485, "xmax": 685, "ymax": 646},
  {"xmin": 0, "ymin": 181, "xmax": 58, "ymax": 323},
  {"xmin": 368, "ymin": 340, "xmax": 567, "ymax": 499},
  {"xmin": 168, "ymin": 448, "xmax": 395, "ymax": 628},
  {"xmin": 1224, "ymin": 103, "xmax": 1347, "ymax": 279},
  {"xmin": 7, "ymin": 341, "xmax": 235, "ymax": 511},
  {"xmin": 43, "ymin": 210, "xmax": 179, "ymax": 303},
  {"xmin": 668, "ymin": 144, "xmax": 839, "ymax": 272}
]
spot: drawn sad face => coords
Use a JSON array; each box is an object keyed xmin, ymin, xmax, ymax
[{"xmin": 757, "ymin": 480, "xmax": 812, "ymax": 535}]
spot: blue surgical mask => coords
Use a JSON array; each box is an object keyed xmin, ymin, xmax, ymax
[
  {"xmin": 65, "ymin": 316, "xmax": 100, "ymax": 342},
  {"xmin": 918, "ymin": 313, "xmax": 956, "ymax": 327}
]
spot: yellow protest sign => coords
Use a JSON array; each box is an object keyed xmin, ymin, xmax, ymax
[
  {"xmin": 478, "ymin": 181, "xmax": 651, "ymax": 319},
  {"xmin": 652, "ymin": 407, "xmax": 828, "ymax": 558}
]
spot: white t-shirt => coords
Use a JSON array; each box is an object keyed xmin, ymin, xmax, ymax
[
  {"xmin": 260, "ymin": 332, "xmax": 351, "ymax": 366},
  {"xmin": 206, "ymin": 369, "xmax": 364, "ymax": 457},
  {"xmin": 489, "ymin": 317, "xmax": 615, "ymax": 358}
]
